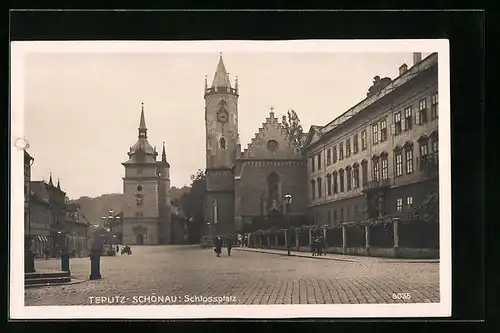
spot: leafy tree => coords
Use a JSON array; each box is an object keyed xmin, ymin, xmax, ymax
[
  {"xmin": 281, "ymin": 109, "xmax": 304, "ymax": 150},
  {"xmin": 179, "ymin": 169, "xmax": 206, "ymax": 243}
]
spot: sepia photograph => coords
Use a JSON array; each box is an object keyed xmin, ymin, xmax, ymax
[{"xmin": 10, "ymin": 40, "xmax": 451, "ymax": 319}]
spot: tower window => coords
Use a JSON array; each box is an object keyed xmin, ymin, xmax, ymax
[{"xmin": 220, "ymin": 137, "xmax": 226, "ymax": 150}]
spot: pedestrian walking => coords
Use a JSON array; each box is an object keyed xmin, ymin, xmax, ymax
[
  {"xmin": 116, "ymin": 245, "xmax": 120, "ymax": 255},
  {"xmin": 44, "ymin": 247, "xmax": 49, "ymax": 260},
  {"xmin": 214, "ymin": 236, "xmax": 222, "ymax": 257},
  {"xmin": 226, "ymin": 237, "xmax": 232, "ymax": 257}
]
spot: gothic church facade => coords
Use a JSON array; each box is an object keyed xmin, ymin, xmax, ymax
[{"xmin": 204, "ymin": 55, "xmax": 308, "ymax": 239}]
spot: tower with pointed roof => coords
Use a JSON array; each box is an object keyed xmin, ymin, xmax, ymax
[
  {"xmin": 157, "ymin": 141, "xmax": 172, "ymax": 244},
  {"xmin": 121, "ymin": 103, "xmax": 171, "ymax": 245},
  {"xmin": 204, "ymin": 54, "xmax": 239, "ymax": 238}
]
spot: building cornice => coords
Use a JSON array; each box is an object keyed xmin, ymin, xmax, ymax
[{"xmin": 305, "ymin": 53, "xmax": 438, "ymax": 150}]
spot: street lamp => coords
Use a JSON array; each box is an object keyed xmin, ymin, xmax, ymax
[
  {"xmin": 101, "ymin": 209, "xmax": 115, "ymax": 245},
  {"xmin": 284, "ymin": 194, "xmax": 292, "ymax": 256}
]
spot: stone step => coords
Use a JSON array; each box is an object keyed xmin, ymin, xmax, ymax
[
  {"xmin": 25, "ymin": 275, "xmax": 71, "ymax": 286},
  {"xmin": 25, "ymin": 271, "xmax": 70, "ymax": 280}
]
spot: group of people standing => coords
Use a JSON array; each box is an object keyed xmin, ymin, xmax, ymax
[
  {"xmin": 311, "ymin": 236, "xmax": 326, "ymax": 256},
  {"xmin": 213, "ymin": 236, "xmax": 233, "ymax": 257},
  {"xmin": 116, "ymin": 244, "xmax": 132, "ymax": 255}
]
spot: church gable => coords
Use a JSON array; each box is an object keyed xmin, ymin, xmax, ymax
[{"xmin": 242, "ymin": 111, "xmax": 301, "ymax": 160}]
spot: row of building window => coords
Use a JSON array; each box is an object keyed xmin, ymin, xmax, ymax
[
  {"xmin": 310, "ymin": 92, "xmax": 438, "ymax": 172},
  {"xmin": 313, "ymin": 196, "xmax": 415, "ymax": 223},
  {"xmin": 310, "ymin": 136, "xmax": 438, "ymax": 199},
  {"xmin": 396, "ymin": 196, "xmax": 414, "ymax": 212}
]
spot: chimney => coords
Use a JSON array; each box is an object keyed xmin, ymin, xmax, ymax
[
  {"xmin": 413, "ymin": 52, "xmax": 422, "ymax": 65},
  {"xmin": 399, "ymin": 63, "xmax": 408, "ymax": 75}
]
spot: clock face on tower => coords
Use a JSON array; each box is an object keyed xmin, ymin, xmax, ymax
[{"xmin": 217, "ymin": 109, "xmax": 229, "ymax": 123}]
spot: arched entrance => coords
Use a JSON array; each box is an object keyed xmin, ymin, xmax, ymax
[
  {"xmin": 136, "ymin": 234, "xmax": 144, "ymax": 245},
  {"xmin": 133, "ymin": 225, "xmax": 147, "ymax": 245}
]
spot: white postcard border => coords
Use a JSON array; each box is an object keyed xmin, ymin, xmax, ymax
[{"xmin": 10, "ymin": 39, "xmax": 451, "ymax": 319}]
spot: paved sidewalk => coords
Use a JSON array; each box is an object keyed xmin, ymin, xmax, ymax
[{"xmin": 234, "ymin": 247, "xmax": 439, "ymax": 263}]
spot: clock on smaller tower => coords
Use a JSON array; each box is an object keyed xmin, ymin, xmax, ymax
[{"xmin": 217, "ymin": 109, "xmax": 229, "ymax": 123}]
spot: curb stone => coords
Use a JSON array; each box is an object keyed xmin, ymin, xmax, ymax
[{"xmin": 234, "ymin": 248, "xmax": 439, "ymax": 263}]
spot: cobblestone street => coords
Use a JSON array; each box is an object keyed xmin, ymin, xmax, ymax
[{"xmin": 25, "ymin": 245, "xmax": 439, "ymax": 306}]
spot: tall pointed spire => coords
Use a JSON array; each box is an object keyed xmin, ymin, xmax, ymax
[
  {"xmin": 57, "ymin": 178, "xmax": 61, "ymax": 189},
  {"xmin": 162, "ymin": 141, "xmax": 167, "ymax": 162},
  {"xmin": 211, "ymin": 53, "xmax": 231, "ymax": 89},
  {"xmin": 48, "ymin": 172, "xmax": 53, "ymax": 186},
  {"xmin": 138, "ymin": 102, "xmax": 147, "ymax": 138}
]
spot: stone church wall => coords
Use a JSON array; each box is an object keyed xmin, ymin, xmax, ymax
[{"xmin": 237, "ymin": 161, "xmax": 308, "ymax": 217}]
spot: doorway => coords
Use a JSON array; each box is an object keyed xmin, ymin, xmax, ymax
[{"xmin": 136, "ymin": 234, "xmax": 144, "ymax": 245}]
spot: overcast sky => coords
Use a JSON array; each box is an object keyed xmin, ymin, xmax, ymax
[{"xmin": 23, "ymin": 50, "xmax": 431, "ymax": 199}]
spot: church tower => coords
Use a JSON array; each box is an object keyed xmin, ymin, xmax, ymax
[
  {"xmin": 122, "ymin": 103, "xmax": 160, "ymax": 245},
  {"xmin": 157, "ymin": 142, "xmax": 172, "ymax": 244},
  {"xmin": 204, "ymin": 53, "xmax": 239, "ymax": 237}
]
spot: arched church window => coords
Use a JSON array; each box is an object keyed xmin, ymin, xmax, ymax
[
  {"xmin": 267, "ymin": 172, "xmax": 280, "ymax": 212},
  {"xmin": 220, "ymin": 137, "xmax": 226, "ymax": 150}
]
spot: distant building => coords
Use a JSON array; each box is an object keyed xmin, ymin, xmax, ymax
[
  {"xmin": 121, "ymin": 103, "xmax": 172, "ymax": 245},
  {"xmin": 65, "ymin": 203, "xmax": 91, "ymax": 256},
  {"xmin": 29, "ymin": 181, "xmax": 51, "ymax": 257},
  {"xmin": 44, "ymin": 175, "xmax": 66, "ymax": 255},
  {"xmin": 170, "ymin": 201, "xmax": 188, "ymax": 244}
]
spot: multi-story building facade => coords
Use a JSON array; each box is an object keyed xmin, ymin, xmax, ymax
[
  {"xmin": 304, "ymin": 53, "xmax": 438, "ymax": 235},
  {"xmin": 45, "ymin": 176, "xmax": 67, "ymax": 255},
  {"xmin": 29, "ymin": 181, "xmax": 51, "ymax": 257},
  {"xmin": 24, "ymin": 150, "xmax": 34, "ymax": 240}
]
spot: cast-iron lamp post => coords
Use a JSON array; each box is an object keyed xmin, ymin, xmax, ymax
[{"xmin": 284, "ymin": 194, "xmax": 292, "ymax": 256}]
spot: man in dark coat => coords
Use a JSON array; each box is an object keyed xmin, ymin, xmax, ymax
[
  {"xmin": 226, "ymin": 237, "xmax": 233, "ymax": 256},
  {"xmin": 214, "ymin": 236, "xmax": 222, "ymax": 257}
]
